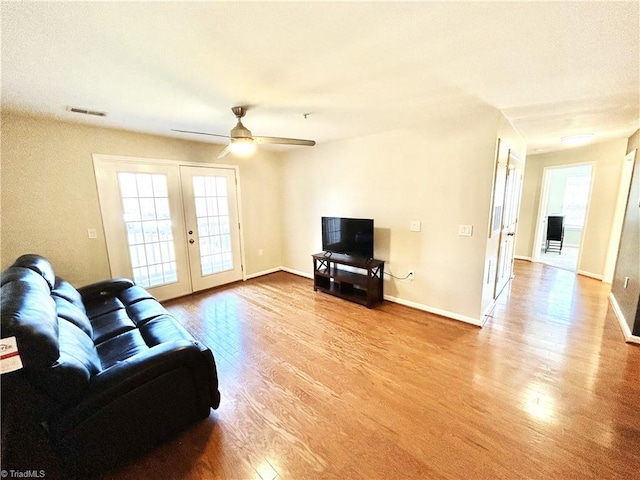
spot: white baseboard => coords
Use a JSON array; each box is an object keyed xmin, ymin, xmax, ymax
[
  {"xmin": 245, "ymin": 267, "xmax": 283, "ymax": 280},
  {"xmin": 577, "ymin": 270, "xmax": 603, "ymax": 281},
  {"xmin": 514, "ymin": 255, "xmax": 532, "ymax": 261},
  {"xmin": 280, "ymin": 266, "xmax": 314, "ymax": 280},
  {"xmin": 609, "ymin": 293, "xmax": 640, "ymax": 344},
  {"xmin": 384, "ymin": 294, "xmax": 483, "ymax": 327},
  {"xmin": 246, "ymin": 266, "xmax": 314, "ymax": 280}
]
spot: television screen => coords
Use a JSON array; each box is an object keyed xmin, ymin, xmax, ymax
[{"xmin": 322, "ymin": 217, "xmax": 374, "ymax": 259}]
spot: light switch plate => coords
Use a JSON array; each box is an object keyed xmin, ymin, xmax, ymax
[{"xmin": 459, "ymin": 225, "xmax": 473, "ymax": 237}]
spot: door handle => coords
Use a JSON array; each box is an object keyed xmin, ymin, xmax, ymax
[
  {"xmin": 189, "ymin": 239, "xmax": 195, "ymax": 244},
  {"xmin": 507, "ymin": 232, "xmax": 515, "ymax": 236}
]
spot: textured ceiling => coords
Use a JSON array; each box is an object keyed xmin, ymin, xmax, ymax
[{"xmin": 2, "ymin": 2, "xmax": 638, "ymax": 153}]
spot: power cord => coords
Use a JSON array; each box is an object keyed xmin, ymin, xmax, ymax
[{"xmin": 384, "ymin": 271, "xmax": 413, "ymax": 280}]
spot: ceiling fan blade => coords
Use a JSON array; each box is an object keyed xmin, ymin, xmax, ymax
[
  {"xmin": 171, "ymin": 129, "xmax": 229, "ymax": 139},
  {"xmin": 253, "ymin": 136, "xmax": 316, "ymax": 146},
  {"xmin": 217, "ymin": 145, "xmax": 231, "ymax": 159}
]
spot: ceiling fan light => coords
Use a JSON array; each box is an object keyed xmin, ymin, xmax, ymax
[
  {"xmin": 229, "ymin": 138, "xmax": 256, "ymax": 156},
  {"xmin": 560, "ymin": 134, "xmax": 594, "ymax": 146}
]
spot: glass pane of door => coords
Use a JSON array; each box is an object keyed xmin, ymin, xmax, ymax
[
  {"xmin": 117, "ymin": 172, "xmax": 178, "ymax": 287},
  {"xmin": 192, "ymin": 175, "xmax": 234, "ymax": 276}
]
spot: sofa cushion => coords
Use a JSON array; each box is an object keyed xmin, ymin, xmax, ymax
[
  {"xmin": 118, "ymin": 285, "xmax": 156, "ymax": 306},
  {"xmin": 1, "ymin": 266, "xmax": 39, "ymax": 287},
  {"xmin": 52, "ymin": 277, "xmax": 87, "ymax": 313},
  {"xmin": 29, "ymin": 320, "xmax": 102, "ymax": 404},
  {"xmin": 126, "ymin": 298, "xmax": 170, "ymax": 327},
  {"xmin": 12, "ymin": 254, "xmax": 56, "ymax": 290},
  {"xmin": 96, "ymin": 330, "xmax": 149, "ymax": 370},
  {"xmin": 91, "ymin": 308, "xmax": 137, "ymax": 345},
  {"xmin": 138, "ymin": 315, "xmax": 194, "ymax": 347},
  {"xmin": 85, "ymin": 296, "xmax": 125, "ymax": 319},
  {"xmin": 53, "ymin": 296, "xmax": 93, "ymax": 338},
  {"xmin": 1, "ymin": 269, "xmax": 59, "ymax": 370},
  {"xmin": 57, "ymin": 320, "xmax": 102, "ymax": 377}
]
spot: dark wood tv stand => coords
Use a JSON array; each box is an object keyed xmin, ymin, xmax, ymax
[{"xmin": 312, "ymin": 252, "xmax": 384, "ymax": 308}]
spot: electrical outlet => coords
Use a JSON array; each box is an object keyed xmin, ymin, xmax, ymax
[{"xmin": 408, "ymin": 270, "xmax": 414, "ymax": 280}]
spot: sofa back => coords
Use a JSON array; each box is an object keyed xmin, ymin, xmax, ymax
[{"xmin": 1, "ymin": 255, "xmax": 102, "ymax": 405}]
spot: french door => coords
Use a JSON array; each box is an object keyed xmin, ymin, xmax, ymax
[
  {"xmin": 180, "ymin": 166, "xmax": 243, "ymax": 291},
  {"xmin": 494, "ymin": 150, "xmax": 524, "ymax": 298},
  {"xmin": 94, "ymin": 156, "xmax": 243, "ymax": 301}
]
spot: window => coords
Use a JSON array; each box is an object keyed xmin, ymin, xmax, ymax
[{"xmin": 562, "ymin": 175, "xmax": 591, "ymax": 226}]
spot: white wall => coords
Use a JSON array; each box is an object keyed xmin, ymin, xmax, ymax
[
  {"xmin": 610, "ymin": 131, "xmax": 639, "ymax": 335},
  {"xmin": 516, "ymin": 139, "xmax": 628, "ymax": 278},
  {"xmin": 280, "ymin": 105, "xmax": 522, "ymax": 323},
  {"xmin": 1, "ymin": 112, "xmax": 284, "ymax": 285}
]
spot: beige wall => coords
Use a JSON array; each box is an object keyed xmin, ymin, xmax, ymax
[
  {"xmin": 515, "ymin": 139, "xmax": 628, "ymax": 278},
  {"xmin": 610, "ymin": 130, "xmax": 639, "ymax": 334},
  {"xmin": 280, "ymin": 104, "xmax": 522, "ymax": 323},
  {"xmin": 0, "ymin": 112, "xmax": 283, "ymax": 285}
]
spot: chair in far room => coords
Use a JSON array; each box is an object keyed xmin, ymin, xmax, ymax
[{"xmin": 545, "ymin": 215, "xmax": 565, "ymax": 254}]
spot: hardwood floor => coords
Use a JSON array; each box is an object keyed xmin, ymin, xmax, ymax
[{"xmin": 104, "ymin": 260, "xmax": 639, "ymax": 480}]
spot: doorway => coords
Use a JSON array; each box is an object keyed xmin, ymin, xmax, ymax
[
  {"xmin": 532, "ymin": 164, "xmax": 593, "ymax": 273},
  {"xmin": 94, "ymin": 155, "xmax": 244, "ymax": 301}
]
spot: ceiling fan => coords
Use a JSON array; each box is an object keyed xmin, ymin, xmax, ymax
[{"xmin": 172, "ymin": 106, "xmax": 316, "ymax": 159}]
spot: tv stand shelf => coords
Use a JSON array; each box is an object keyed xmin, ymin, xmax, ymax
[{"xmin": 312, "ymin": 253, "xmax": 384, "ymax": 308}]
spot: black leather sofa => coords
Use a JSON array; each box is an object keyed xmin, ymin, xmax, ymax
[{"xmin": 1, "ymin": 254, "xmax": 220, "ymax": 473}]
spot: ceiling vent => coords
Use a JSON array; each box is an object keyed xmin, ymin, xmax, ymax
[{"xmin": 66, "ymin": 106, "xmax": 107, "ymax": 117}]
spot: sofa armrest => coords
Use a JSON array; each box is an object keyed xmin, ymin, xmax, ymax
[
  {"xmin": 92, "ymin": 340, "xmax": 207, "ymax": 392},
  {"xmin": 77, "ymin": 278, "xmax": 135, "ymax": 302},
  {"xmin": 51, "ymin": 340, "xmax": 213, "ymax": 434},
  {"xmin": 48, "ymin": 340, "xmax": 217, "ymax": 470},
  {"xmin": 65, "ymin": 340, "xmax": 211, "ymax": 424}
]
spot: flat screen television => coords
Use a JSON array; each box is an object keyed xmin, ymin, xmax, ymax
[{"xmin": 322, "ymin": 217, "xmax": 374, "ymax": 259}]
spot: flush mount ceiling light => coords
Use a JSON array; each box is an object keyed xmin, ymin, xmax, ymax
[{"xmin": 560, "ymin": 134, "xmax": 594, "ymax": 146}]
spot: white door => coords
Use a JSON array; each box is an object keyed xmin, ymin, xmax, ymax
[
  {"xmin": 94, "ymin": 156, "xmax": 243, "ymax": 300},
  {"xmin": 180, "ymin": 166, "xmax": 243, "ymax": 291},
  {"xmin": 494, "ymin": 151, "xmax": 524, "ymax": 298}
]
